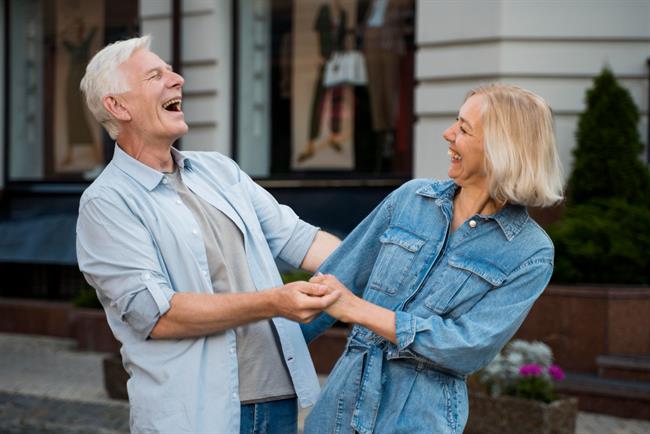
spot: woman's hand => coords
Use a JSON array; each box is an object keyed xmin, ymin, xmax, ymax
[{"xmin": 308, "ymin": 274, "xmax": 359, "ymax": 323}]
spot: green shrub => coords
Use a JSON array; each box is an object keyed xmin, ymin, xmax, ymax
[
  {"xmin": 567, "ymin": 68, "xmax": 650, "ymax": 207},
  {"xmin": 548, "ymin": 199, "xmax": 650, "ymax": 284},
  {"xmin": 550, "ymin": 68, "xmax": 650, "ymax": 284},
  {"xmin": 72, "ymin": 287, "xmax": 103, "ymax": 309},
  {"xmin": 281, "ymin": 270, "xmax": 313, "ymax": 284}
]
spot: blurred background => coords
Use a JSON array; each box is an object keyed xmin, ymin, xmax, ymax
[{"xmin": 0, "ymin": 0, "xmax": 648, "ymax": 433}]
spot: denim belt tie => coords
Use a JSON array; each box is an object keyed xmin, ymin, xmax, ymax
[{"xmin": 348, "ymin": 339, "xmax": 385, "ymax": 434}]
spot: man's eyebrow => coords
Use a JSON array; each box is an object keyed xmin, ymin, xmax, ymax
[{"xmin": 144, "ymin": 65, "xmax": 173, "ymax": 75}]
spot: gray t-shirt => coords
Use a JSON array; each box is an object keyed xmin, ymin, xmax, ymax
[{"xmin": 164, "ymin": 169, "xmax": 295, "ymax": 404}]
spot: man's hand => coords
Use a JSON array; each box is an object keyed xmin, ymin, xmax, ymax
[
  {"xmin": 308, "ymin": 274, "xmax": 398, "ymax": 343},
  {"xmin": 308, "ymin": 274, "xmax": 359, "ymax": 323},
  {"xmin": 270, "ymin": 281, "xmax": 341, "ymax": 323}
]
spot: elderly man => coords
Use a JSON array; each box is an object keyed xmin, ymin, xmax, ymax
[{"xmin": 76, "ymin": 35, "xmax": 341, "ymax": 434}]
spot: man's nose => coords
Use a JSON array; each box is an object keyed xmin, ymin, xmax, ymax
[{"xmin": 168, "ymin": 71, "xmax": 184, "ymax": 88}]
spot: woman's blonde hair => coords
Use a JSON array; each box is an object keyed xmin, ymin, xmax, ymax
[
  {"xmin": 468, "ymin": 83, "xmax": 564, "ymax": 207},
  {"xmin": 80, "ymin": 35, "xmax": 151, "ymax": 139}
]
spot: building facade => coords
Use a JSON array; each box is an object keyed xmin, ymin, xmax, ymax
[{"xmin": 0, "ymin": 0, "xmax": 648, "ymax": 297}]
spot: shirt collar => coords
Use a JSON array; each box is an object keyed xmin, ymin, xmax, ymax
[
  {"xmin": 111, "ymin": 144, "xmax": 193, "ymax": 191},
  {"xmin": 485, "ymin": 204, "xmax": 529, "ymax": 241},
  {"xmin": 415, "ymin": 179, "xmax": 529, "ymax": 241},
  {"xmin": 415, "ymin": 179, "xmax": 457, "ymax": 201}
]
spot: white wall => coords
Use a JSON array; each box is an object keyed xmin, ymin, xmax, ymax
[
  {"xmin": 140, "ymin": 0, "xmax": 232, "ymax": 155},
  {"xmin": 414, "ymin": 0, "xmax": 650, "ymax": 181}
]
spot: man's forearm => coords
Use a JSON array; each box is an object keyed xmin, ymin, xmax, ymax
[
  {"xmin": 300, "ymin": 230, "xmax": 341, "ymax": 272},
  {"xmin": 150, "ymin": 281, "xmax": 341, "ymax": 339},
  {"xmin": 150, "ymin": 291, "xmax": 276, "ymax": 339}
]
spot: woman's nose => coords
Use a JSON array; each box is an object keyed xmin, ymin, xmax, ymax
[{"xmin": 443, "ymin": 124, "xmax": 455, "ymax": 143}]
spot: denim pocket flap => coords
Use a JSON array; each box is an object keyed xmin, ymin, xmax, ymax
[
  {"xmin": 378, "ymin": 226, "xmax": 425, "ymax": 252},
  {"xmin": 448, "ymin": 254, "xmax": 506, "ymax": 286}
]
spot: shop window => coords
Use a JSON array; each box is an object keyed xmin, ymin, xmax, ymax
[
  {"xmin": 6, "ymin": 0, "xmax": 138, "ymax": 182},
  {"xmin": 236, "ymin": 0, "xmax": 415, "ymax": 179}
]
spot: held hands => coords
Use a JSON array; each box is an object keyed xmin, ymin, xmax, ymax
[
  {"xmin": 271, "ymin": 281, "xmax": 341, "ymax": 323},
  {"xmin": 308, "ymin": 274, "xmax": 359, "ymax": 324}
]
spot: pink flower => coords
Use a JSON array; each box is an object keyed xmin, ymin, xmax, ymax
[
  {"xmin": 519, "ymin": 364, "xmax": 543, "ymax": 377},
  {"xmin": 548, "ymin": 364, "xmax": 565, "ymax": 381}
]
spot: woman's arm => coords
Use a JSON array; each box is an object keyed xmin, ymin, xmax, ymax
[
  {"xmin": 313, "ymin": 258, "xmax": 553, "ymax": 376},
  {"xmin": 309, "ymin": 273, "xmax": 397, "ymax": 343}
]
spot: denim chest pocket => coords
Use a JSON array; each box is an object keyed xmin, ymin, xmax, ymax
[
  {"xmin": 368, "ymin": 226, "xmax": 426, "ymax": 295},
  {"xmin": 424, "ymin": 255, "xmax": 506, "ymax": 316}
]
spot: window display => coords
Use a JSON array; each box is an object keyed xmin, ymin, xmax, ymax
[
  {"xmin": 7, "ymin": 0, "xmax": 138, "ymax": 181},
  {"xmin": 236, "ymin": 0, "xmax": 414, "ymax": 179}
]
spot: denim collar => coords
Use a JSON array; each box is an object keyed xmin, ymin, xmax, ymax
[
  {"xmin": 415, "ymin": 179, "xmax": 529, "ymax": 241},
  {"xmin": 111, "ymin": 143, "xmax": 194, "ymax": 191}
]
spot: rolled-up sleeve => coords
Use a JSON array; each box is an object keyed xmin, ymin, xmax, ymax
[
  {"xmin": 76, "ymin": 196, "xmax": 175, "ymax": 339},
  {"xmin": 392, "ymin": 258, "xmax": 553, "ymax": 376}
]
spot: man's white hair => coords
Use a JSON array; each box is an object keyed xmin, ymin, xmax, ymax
[{"xmin": 80, "ymin": 35, "xmax": 152, "ymax": 139}]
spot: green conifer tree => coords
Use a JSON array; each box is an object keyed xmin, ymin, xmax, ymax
[
  {"xmin": 549, "ymin": 68, "xmax": 650, "ymax": 284},
  {"xmin": 568, "ymin": 68, "xmax": 650, "ymax": 206}
]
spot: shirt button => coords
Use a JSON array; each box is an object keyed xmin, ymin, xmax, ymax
[
  {"xmin": 192, "ymin": 229, "xmax": 199, "ymax": 235},
  {"xmin": 143, "ymin": 272, "xmax": 151, "ymax": 280},
  {"xmin": 469, "ymin": 220, "xmax": 477, "ymax": 228},
  {"xmin": 230, "ymin": 348, "xmax": 235, "ymax": 355},
  {"xmin": 176, "ymin": 199, "xmax": 182, "ymax": 205},
  {"xmin": 162, "ymin": 178, "xmax": 168, "ymax": 184},
  {"xmin": 232, "ymin": 392, "xmax": 238, "ymax": 399}
]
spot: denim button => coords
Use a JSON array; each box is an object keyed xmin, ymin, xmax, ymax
[{"xmin": 469, "ymin": 220, "xmax": 477, "ymax": 228}]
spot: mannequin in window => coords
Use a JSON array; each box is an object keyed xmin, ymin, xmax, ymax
[
  {"xmin": 298, "ymin": 0, "xmax": 347, "ymax": 163},
  {"xmin": 361, "ymin": 0, "xmax": 408, "ymax": 171},
  {"xmin": 62, "ymin": 17, "xmax": 101, "ymax": 167}
]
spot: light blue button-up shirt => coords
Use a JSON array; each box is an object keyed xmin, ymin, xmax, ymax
[{"xmin": 76, "ymin": 145, "xmax": 321, "ymax": 434}]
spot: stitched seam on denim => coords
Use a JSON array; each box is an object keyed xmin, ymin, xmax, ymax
[{"xmin": 509, "ymin": 257, "xmax": 553, "ymax": 275}]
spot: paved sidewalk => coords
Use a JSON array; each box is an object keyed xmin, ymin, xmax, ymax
[{"xmin": 1, "ymin": 333, "xmax": 650, "ymax": 434}]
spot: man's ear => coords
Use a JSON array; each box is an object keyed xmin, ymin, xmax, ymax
[{"xmin": 103, "ymin": 95, "xmax": 132, "ymax": 122}]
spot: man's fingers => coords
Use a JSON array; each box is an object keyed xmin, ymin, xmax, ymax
[
  {"xmin": 296, "ymin": 282, "xmax": 329, "ymax": 297},
  {"xmin": 308, "ymin": 275, "xmax": 326, "ymax": 284},
  {"xmin": 315, "ymin": 290, "xmax": 341, "ymax": 309}
]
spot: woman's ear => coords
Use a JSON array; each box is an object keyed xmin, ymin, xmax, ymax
[{"xmin": 103, "ymin": 95, "xmax": 132, "ymax": 122}]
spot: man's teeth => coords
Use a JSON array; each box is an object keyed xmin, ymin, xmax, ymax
[
  {"xmin": 448, "ymin": 149, "xmax": 462, "ymax": 160},
  {"xmin": 162, "ymin": 99, "xmax": 182, "ymax": 110}
]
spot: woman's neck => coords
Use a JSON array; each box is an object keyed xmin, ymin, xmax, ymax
[{"xmin": 452, "ymin": 186, "xmax": 502, "ymax": 230}]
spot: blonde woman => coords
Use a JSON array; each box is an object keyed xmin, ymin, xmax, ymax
[{"xmin": 303, "ymin": 84, "xmax": 564, "ymax": 434}]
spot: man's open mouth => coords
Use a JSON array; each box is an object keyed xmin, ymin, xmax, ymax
[{"xmin": 162, "ymin": 98, "xmax": 182, "ymax": 112}]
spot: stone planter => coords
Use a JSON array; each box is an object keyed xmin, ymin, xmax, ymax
[
  {"xmin": 308, "ymin": 326, "xmax": 349, "ymax": 374},
  {"xmin": 515, "ymin": 285, "xmax": 650, "ymax": 373},
  {"xmin": 69, "ymin": 308, "xmax": 120, "ymax": 353},
  {"xmin": 465, "ymin": 392, "xmax": 578, "ymax": 434},
  {"xmin": 103, "ymin": 353, "xmax": 129, "ymax": 400}
]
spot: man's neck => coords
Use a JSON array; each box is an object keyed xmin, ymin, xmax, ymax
[{"xmin": 118, "ymin": 134, "xmax": 176, "ymax": 173}]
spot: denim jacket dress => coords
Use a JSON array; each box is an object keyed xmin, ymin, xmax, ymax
[{"xmin": 302, "ymin": 179, "xmax": 554, "ymax": 434}]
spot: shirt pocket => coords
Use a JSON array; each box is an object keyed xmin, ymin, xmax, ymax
[
  {"xmin": 368, "ymin": 226, "xmax": 426, "ymax": 296},
  {"xmin": 424, "ymin": 254, "xmax": 506, "ymax": 316}
]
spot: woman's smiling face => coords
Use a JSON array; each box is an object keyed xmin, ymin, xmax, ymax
[{"xmin": 442, "ymin": 94, "xmax": 487, "ymax": 189}]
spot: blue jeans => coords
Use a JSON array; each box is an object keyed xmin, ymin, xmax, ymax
[{"xmin": 240, "ymin": 397, "xmax": 297, "ymax": 434}]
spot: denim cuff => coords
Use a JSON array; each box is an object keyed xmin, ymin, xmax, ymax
[
  {"xmin": 395, "ymin": 310, "xmax": 417, "ymax": 351},
  {"xmin": 278, "ymin": 220, "xmax": 320, "ymax": 268}
]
